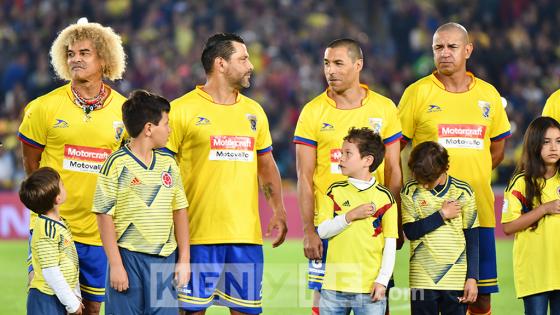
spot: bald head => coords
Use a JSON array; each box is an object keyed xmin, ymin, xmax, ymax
[{"xmin": 434, "ymin": 22, "xmax": 470, "ymax": 44}]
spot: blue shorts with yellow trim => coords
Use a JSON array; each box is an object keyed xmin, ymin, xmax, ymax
[
  {"xmin": 308, "ymin": 238, "xmax": 328, "ymax": 291},
  {"xmin": 178, "ymin": 244, "xmax": 263, "ymax": 314},
  {"xmin": 75, "ymin": 242, "xmax": 107, "ymax": 302},
  {"xmin": 478, "ymin": 227, "xmax": 499, "ymax": 294}
]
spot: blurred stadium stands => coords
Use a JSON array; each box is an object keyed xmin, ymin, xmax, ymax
[{"xmin": 1, "ymin": 0, "xmax": 559, "ymax": 190}]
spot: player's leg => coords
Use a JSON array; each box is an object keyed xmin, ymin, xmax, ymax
[
  {"xmin": 319, "ymin": 289, "xmax": 351, "ymax": 315},
  {"xmin": 352, "ymin": 292, "xmax": 386, "ymax": 315},
  {"xmin": 178, "ymin": 244, "xmax": 225, "ymax": 314},
  {"xmin": 27, "ymin": 288, "xmax": 67, "ymax": 315},
  {"xmin": 468, "ymin": 227, "xmax": 498, "ymax": 315},
  {"xmin": 104, "ymin": 248, "xmax": 144, "ymax": 315},
  {"xmin": 522, "ymin": 291, "xmax": 549, "ymax": 315},
  {"xmin": 148, "ymin": 250, "xmax": 178, "ymax": 315},
  {"xmin": 308, "ymin": 238, "xmax": 329, "ymax": 315},
  {"xmin": 410, "ymin": 289, "xmax": 438, "ymax": 315},
  {"xmin": 75, "ymin": 242, "xmax": 108, "ymax": 315},
  {"xmin": 439, "ymin": 290, "xmax": 467, "ymax": 315},
  {"xmin": 215, "ymin": 244, "xmax": 263, "ymax": 315}
]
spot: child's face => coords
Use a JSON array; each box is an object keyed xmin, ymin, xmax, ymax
[
  {"xmin": 151, "ymin": 112, "xmax": 171, "ymax": 148},
  {"xmin": 338, "ymin": 140, "xmax": 372, "ymax": 178},
  {"xmin": 541, "ymin": 127, "xmax": 560, "ymax": 166},
  {"xmin": 56, "ymin": 180, "xmax": 67, "ymax": 205}
]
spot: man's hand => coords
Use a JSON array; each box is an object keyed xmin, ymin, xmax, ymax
[
  {"xmin": 303, "ymin": 230, "xmax": 323, "ymax": 260},
  {"xmin": 267, "ymin": 212, "xmax": 288, "ymax": 248},
  {"xmin": 110, "ymin": 263, "xmax": 129, "ymax": 292},
  {"xmin": 370, "ymin": 282, "xmax": 386, "ymax": 302},
  {"xmin": 459, "ymin": 278, "xmax": 478, "ymax": 304},
  {"xmin": 174, "ymin": 261, "xmax": 190, "ymax": 289},
  {"xmin": 440, "ymin": 200, "xmax": 461, "ymax": 220}
]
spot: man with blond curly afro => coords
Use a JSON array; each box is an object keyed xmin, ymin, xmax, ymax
[{"xmin": 18, "ymin": 19, "xmax": 127, "ymax": 315}]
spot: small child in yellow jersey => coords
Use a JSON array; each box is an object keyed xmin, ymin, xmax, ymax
[
  {"xmin": 317, "ymin": 127, "xmax": 398, "ymax": 314},
  {"xmin": 502, "ymin": 117, "xmax": 560, "ymax": 314},
  {"xmin": 20, "ymin": 167, "xmax": 83, "ymax": 315},
  {"xmin": 401, "ymin": 141, "xmax": 479, "ymax": 315}
]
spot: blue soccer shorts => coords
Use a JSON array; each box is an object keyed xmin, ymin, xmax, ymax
[
  {"xmin": 74, "ymin": 242, "xmax": 108, "ymax": 302},
  {"xmin": 477, "ymin": 227, "xmax": 499, "ymax": 294},
  {"xmin": 178, "ymin": 244, "xmax": 263, "ymax": 314}
]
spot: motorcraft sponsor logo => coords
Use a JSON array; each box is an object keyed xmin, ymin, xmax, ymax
[
  {"xmin": 63, "ymin": 144, "xmax": 112, "ymax": 173},
  {"xmin": 437, "ymin": 124, "xmax": 486, "ymax": 149},
  {"xmin": 209, "ymin": 135, "xmax": 255, "ymax": 162},
  {"xmin": 330, "ymin": 148, "xmax": 342, "ymax": 174}
]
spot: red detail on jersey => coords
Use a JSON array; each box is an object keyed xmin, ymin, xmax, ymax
[
  {"xmin": 330, "ymin": 149, "xmax": 341, "ymax": 163},
  {"xmin": 130, "ymin": 177, "xmax": 141, "ymax": 185},
  {"xmin": 63, "ymin": 145, "xmax": 111, "ymax": 162},
  {"xmin": 328, "ymin": 193, "xmax": 341, "ymax": 212},
  {"xmin": 210, "ymin": 136, "xmax": 255, "ymax": 150},
  {"xmin": 161, "ymin": 172, "xmax": 172, "ymax": 188},
  {"xmin": 419, "ymin": 199, "xmax": 428, "ymax": 207},
  {"xmin": 438, "ymin": 124, "xmax": 486, "ymax": 139},
  {"xmin": 511, "ymin": 190, "xmax": 529, "ymax": 208},
  {"xmin": 372, "ymin": 203, "xmax": 392, "ymax": 237}
]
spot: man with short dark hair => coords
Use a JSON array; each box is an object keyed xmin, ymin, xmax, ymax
[
  {"xmin": 398, "ymin": 22, "xmax": 511, "ymax": 315},
  {"xmin": 294, "ymin": 38, "xmax": 403, "ymax": 314},
  {"xmin": 166, "ymin": 33, "xmax": 288, "ymax": 315}
]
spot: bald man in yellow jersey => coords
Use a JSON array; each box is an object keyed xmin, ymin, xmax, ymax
[
  {"xmin": 18, "ymin": 20, "xmax": 127, "ymax": 315},
  {"xmin": 542, "ymin": 89, "xmax": 560, "ymax": 122},
  {"xmin": 398, "ymin": 23, "xmax": 511, "ymax": 315},
  {"xmin": 166, "ymin": 33, "xmax": 287, "ymax": 315},
  {"xmin": 294, "ymin": 38, "xmax": 403, "ymax": 315}
]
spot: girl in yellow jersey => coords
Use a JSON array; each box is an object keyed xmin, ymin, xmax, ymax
[{"xmin": 502, "ymin": 116, "xmax": 560, "ymax": 315}]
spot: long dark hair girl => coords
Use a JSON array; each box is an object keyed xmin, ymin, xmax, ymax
[{"xmin": 515, "ymin": 116, "xmax": 560, "ymax": 214}]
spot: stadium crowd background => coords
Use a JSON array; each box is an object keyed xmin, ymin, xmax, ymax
[{"xmin": 0, "ymin": 0, "xmax": 558, "ymax": 190}]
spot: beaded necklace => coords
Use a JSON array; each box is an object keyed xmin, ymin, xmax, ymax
[{"xmin": 71, "ymin": 84, "xmax": 107, "ymax": 121}]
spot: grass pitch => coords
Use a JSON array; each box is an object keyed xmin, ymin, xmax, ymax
[{"xmin": 0, "ymin": 239, "xmax": 522, "ymax": 314}]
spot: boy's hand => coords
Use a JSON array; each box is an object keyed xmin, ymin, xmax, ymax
[
  {"xmin": 459, "ymin": 278, "xmax": 477, "ymax": 303},
  {"xmin": 346, "ymin": 203, "xmax": 376, "ymax": 222},
  {"xmin": 70, "ymin": 302, "xmax": 84, "ymax": 315},
  {"xmin": 440, "ymin": 200, "xmax": 461, "ymax": 220},
  {"xmin": 110, "ymin": 264, "xmax": 129, "ymax": 292},
  {"xmin": 370, "ymin": 282, "xmax": 386, "ymax": 302},
  {"xmin": 174, "ymin": 261, "xmax": 191, "ymax": 289}
]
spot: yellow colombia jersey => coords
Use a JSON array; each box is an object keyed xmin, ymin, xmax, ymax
[
  {"xmin": 18, "ymin": 83, "xmax": 127, "ymax": 245},
  {"xmin": 542, "ymin": 89, "xmax": 560, "ymax": 122},
  {"xmin": 322, "ymin": 179, "xmax": 398, "ymax": 293},
  {"xmin": 92, "ymin": 146, "xmax": 188, "ymax": 257},
  {"xmin": 502, "ymin": 172, "xmax": 560, "ymax": 298},
  {"xmin": 398, "ymin": 73, "xmax": 511, "ymax": 227},
  {"xmin": 294, "ymin": 84, "xmax": 402, "ymax": 225},
  {"xmin": 30, "ymin": 215, "xmax": 79, "ymax": 295},
  {"xmin": 166, "ymin": 86, "xmax": 273, "ymax": 245},
  {"xmin": 401, "ymin": 176, "xmax": 479, "ymax": 290}
]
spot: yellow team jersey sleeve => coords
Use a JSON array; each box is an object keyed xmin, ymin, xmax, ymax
[
  {"xmin": 294, "ymin": 103, "xmax": 318, "ymax": 147},
  {"xmin": 171, "ymin": 160, "xmax": 189, "ymax": 210},
  {"xmin": 487, "ymin": 88, "xmax": 511, "ymax": 141},
  {"xmin": 256, "ymin": 108, "xmax": 273, "ymax": 153},
  {"xmin": 501, "ymin": 173, "xmax": 525, "ymax": 223},
  {"xmin": 18, "ymin": 98, "xmax": 49, "ymax": 148},
  {"xmin": 543, "ymin": 89, "xmax": 560, "ymax": 122},
  {"xmin": 35, "ymin": 228, "xmax": 61, "ymax": 269},
  {"xmin": 460, "ymin": 186, "xmax": 479, "ymax": 229},
  {"xmin": 166, "ymin": 102, "xmax": 187, "ymax": 154},
  {"xmin": 92, "ymin": 153, "xmax": 119, "ymax": 216},
  {"xmin": 397, "ymin": 85, "xmax": 418, "ymax": 142},
  {"xmin": 380, "ymin": 99, "xmax": 403, "ymax": 144},
  {"xmin": 400, "ymin": 182, "xmax": 417, "ymax": 225}
]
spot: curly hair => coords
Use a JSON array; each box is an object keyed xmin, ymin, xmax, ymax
[{"xmin": 50, "ymin": 22, "xmax": 126, "ymax": 81}]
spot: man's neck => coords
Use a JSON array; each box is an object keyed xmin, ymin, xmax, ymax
[
  {"xmin": 202, "ymin": 78, "xmax": 238, "ymax": 105},
  {"xmin": 72, "ymin": 80, "xmax": 104, "ymax": 99},
  {"xmin": 327, "ymin": 84, "xmax": 365, "ymax": 109},
  {"xmin": 127, "ymin": 139, "xmax": 154, "ymax": 165},
  {"xmin": 434, "ymin": 70, "xmax": 471, "ymax": 93}
]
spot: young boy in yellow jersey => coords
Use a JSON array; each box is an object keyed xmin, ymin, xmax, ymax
[
  {"xmin": 317, "ymin": 127, "xmax": 398, "ymax": 314},
  {"xmin": 92, "ymin": 90, "xmax": 189, "ymax": 314},
  {"xmin": 401, "ymin": 141, "xmax": 479, "ymax": 315},
  {"xmin": 20, "ymin": 167, "xmax": 83, "ymax": 315}
]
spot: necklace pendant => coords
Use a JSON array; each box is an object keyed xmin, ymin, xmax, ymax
[{"xmin": 84, "ymin": 112, "xmax": 92, "ymax": 122}]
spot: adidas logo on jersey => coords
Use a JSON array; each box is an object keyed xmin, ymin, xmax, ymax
[
  {"xmin": 130, "ymin": 177, "xmax": 141, "ymax": 185},
  {"xmin": 342, "ymin": 200, "xmax": 350, "ymax": 207}
]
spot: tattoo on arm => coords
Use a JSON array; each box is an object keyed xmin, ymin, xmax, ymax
[{"xmin": 263, "ymin": 183, "xmax": 274, "ymax": 200}]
